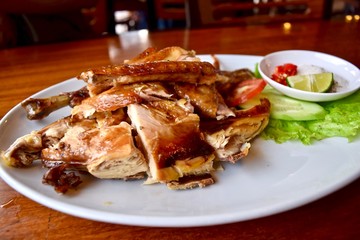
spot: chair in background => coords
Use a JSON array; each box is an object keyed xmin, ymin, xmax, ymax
[
  {"xmin": 153, "ymin": 0, "xmax": 187, "ymax": 29},
  {"xmin": 154, "ymin": 0, "xmax": 186, "ymax": 20},
  {"xmin": 107, "ymin": 0, "xmax": 152, "ymax": 34},
  {"xmin": 332, "ymin": 0, "xmax": 360, "ymax": 18},
  {"xmin": 185, "ymin": 0, "xmax": 328, "ymax": 28},
  {"xmin": 0, "ymin": 0, "xmax": 107, "ymax": 48}
]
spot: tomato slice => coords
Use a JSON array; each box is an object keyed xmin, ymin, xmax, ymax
[
  {"xmin": 228, "ymin": 78, "xmax": 267, "ymax": 106},
  {"xmin": 271, "ymin": 63, "xmax": 297, "ymax": 85}
]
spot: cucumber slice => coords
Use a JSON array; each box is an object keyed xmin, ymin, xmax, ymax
[
  {"xmin": 240, "ymin": 91, "xmax": 326, "ymax": 121},
  {"xmin": 254, "ymin": 63, "xmax": 261, "ymax": 78}
]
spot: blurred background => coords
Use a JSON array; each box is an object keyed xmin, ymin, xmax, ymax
[{"xmin": 0, "ymin": 0, "xmax": 359, "ymax": 49}]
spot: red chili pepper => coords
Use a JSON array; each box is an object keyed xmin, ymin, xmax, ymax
[{"xmin": 271, "ymin": 63, "xmax": 297, "ymax": 85}]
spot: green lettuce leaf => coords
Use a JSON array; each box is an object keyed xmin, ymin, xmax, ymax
[{"xmin": 261, "ymin": 90, "xmax": 360, "ymax": 145}]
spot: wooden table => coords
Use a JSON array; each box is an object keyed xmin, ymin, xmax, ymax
[{"xmin": 1, "ymin": 19, "xmax": 360, "ymax": 239}]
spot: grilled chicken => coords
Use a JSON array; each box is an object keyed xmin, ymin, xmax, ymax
[
  {"xmin": 124, "ymin": 46, "xmax": 200, "ymax": 64},
  {"xmin": 79, "ymin": 61, "xmax": 219, "ymax": 96},
  {"xmin": 44, "ymin": 121, "xmax": 148, "ymax": 179},
  {"xmin": 1, "ymin": 46, "xmax": 271, "ymax": 193},
  {"xmin": 3, "ymin": 116, "xmax": 148, "ymax": 178},
  {"xmin": 2, "ymin": 116, "xmax": 73, "ymax": 168},
  {"xmin": 201, "ymin": 99, "xmax": 270, "ymax": 162},
  {"xmin": 71, "ymin": 82, "xmax": 173, "ymax": 118},
  {"xmin": 127, "ymin": 100, "xmax": 215, "ymax": 186},
  {"xmin": 78, "ymin": 46, "xmax": 213, "ymax": 96},
  {"xmin": 21, "ymin": 87, "xmax": 89, "ymax": 120},
  {"xmin": 173, "ymin": 82, "xmax": 234, "ymax": 119}
]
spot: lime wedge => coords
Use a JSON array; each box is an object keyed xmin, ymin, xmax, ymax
[{"xmin": 286, "ymin": 72, "xmax": 334, "ymax": 93}]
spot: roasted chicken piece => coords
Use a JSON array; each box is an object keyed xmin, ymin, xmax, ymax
[
  {"xmin": 78, "ymin": 46, "xmax": 213, "ymax": 96},
  {"xmin": 2, "ymin": 132, "xmax": 43, "ymax": 168},
  {"xmin": 19, "ymin": 47, "xmax": 220, "ymax": 120},
  {"xmin": 2, "ymin": 46, "xmax": 271, "ymax": 193},
  {"xmin": 42, "ymin": 163, "xmax": 83, "ymax": 194},
  {"xmin": 2, "ymin": 116, "xmax": 73, "ymax": 168},
  {"xmin": 71, "ymin": 82, "xmax": 173, "ymax": 118},
  {"xmin": 41, "ymin": 120, "xmax": 148, "ymax": 179},
  {"xmin": 124, "ymin": 46, "xmax": 200, "ymax": 64},
  {"xmin": 79, "ymin": 61, "xmax": 219, "ymax": 96},
  {"xmin": 127, "ymin": 100, "xmax": 215, "ymax": 187},
  {"xmin": 216, "ymin": 68, "xmax": 257, "ymax": 107},
  {"xmin": 2, "ymin": 116, "xmax": 148, "ymax": 179},
  {"xmin": 201, "ymin": 99, "xmax": 270, "ymax": 163},
  {"xmin": 21, "ymin": 87, "xmax": 89, "ymax": 120},
  {"xmin": 166, "ymin": 173, "xmax": 215, "ymax": 190},
  {"xmin": 173, "ymin": 82, "xmax": 234, "ymax": 120},
  {"xmin": 216, "ymin": 68, "xmax": 256, "ymax": 95},
  {"xmin": 39, "ymin": 120, "xmax": 147, "ymax": 193}
]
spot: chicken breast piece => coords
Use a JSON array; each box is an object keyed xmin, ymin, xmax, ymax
[
  {"xmin": 127, "ymin": 100, "xmax": 215, "ymax": 185},
  {"xmin": 86, "ymin": 122, "xmax": 148, "ymax": 179},
  {"xmin": 42, "ymin": 121, "xmax": 148, "ymax": 179}
]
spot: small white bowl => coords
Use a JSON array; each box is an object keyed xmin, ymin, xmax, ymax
[{"xmin": 259, "ymin": 50, "xmax": 360, "ymax": 102}]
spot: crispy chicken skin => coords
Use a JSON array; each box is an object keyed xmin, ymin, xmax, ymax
[
  {"xmin": 127, "ymin": 101, "xmax": 215, "ymax": 184},
  {"xmin": 124, "ymin": 46, "xmax": 200, "ymax": 64},
  {"xmin": 1, "ymin": 46, "xmax": 270, "ymax": 192},
  {"xmin": 174, "ymin": 82, "xmax": 234, "ymax": 119},
  {"xmin": 201, "ymin": 99, "xmax": 270, "ymax": 162},
  {"xmin": 71, "ymin": 82, "xmax": 173, "ymax": 116},
  {"xmin": 79, "ymin": 61, "xmax": 219, "ymax": 96}
]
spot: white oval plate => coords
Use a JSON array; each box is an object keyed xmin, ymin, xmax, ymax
[
  {"xmin": 1, "ymin": 55, "xmax": 360, "ymax": 227},
  {"xmin": 259, "ymin": 50, "xmax": 360, "ymax": 102}
]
